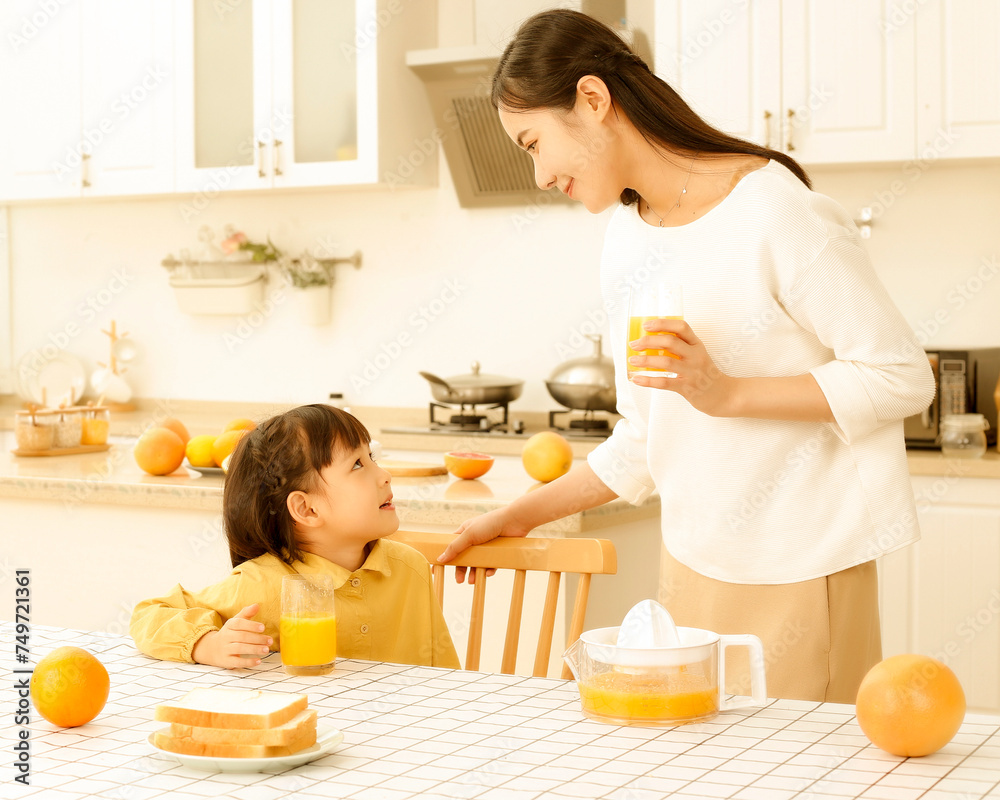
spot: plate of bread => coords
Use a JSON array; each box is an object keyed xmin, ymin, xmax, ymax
[{"xmin": 149, "ymin": 687, "xmax": 342, "ymax": 772}]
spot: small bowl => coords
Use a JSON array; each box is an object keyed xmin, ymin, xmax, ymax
[{"xmin": 443, "ymin": 451, "xmax": 494, "ymax": 480}]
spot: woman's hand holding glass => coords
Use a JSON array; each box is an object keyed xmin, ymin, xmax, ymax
[{"xmin": 628, "ymin": 317, "xmax": 738, "ymax": 418}]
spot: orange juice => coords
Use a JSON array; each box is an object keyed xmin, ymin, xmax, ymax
[
  {"xmin": 279, "ymin": 614, "xmax": 337, "ymax": 673},
  {"xmin": 626, "ymin": 315, "xmax": 683, "ymax": 374},
  {"xmin": 578, "ymin": 669, "xmax": 718, "ymax": 724}
]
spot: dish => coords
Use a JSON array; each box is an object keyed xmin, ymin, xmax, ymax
[
  {"xmin": 16, "ymin": 352, "xmax": 87, "ymax": 406},
  {"xmin": 186, "ymin": 462, "xmax": 225, "ymax": 476},
  {"xmin": 147, "ymin": 723, "xmax": 343, "ymax": 773}
]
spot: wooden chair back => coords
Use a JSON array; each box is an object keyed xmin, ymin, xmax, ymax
[{"xmin": 390, "ymin": 531, "xmax": 617, "ymax": 679}]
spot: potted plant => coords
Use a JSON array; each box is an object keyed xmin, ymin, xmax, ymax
[{"xmin": 280, "ymin": 254, "xmax": 335, "ymax": 326}]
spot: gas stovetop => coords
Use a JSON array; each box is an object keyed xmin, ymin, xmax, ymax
[{"xmin": 381, "ymin": 404, "xmax": 616, "ymax": 441}]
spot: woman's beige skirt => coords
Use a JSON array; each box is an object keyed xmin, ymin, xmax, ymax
[{"xmin": 658, "ymin": 547, "xmax": 882, "ymax": 704}]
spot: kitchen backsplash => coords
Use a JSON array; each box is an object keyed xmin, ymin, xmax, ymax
[{"xmin": 3, "ymin": 157, "xmax": 999, "ymax": 410}]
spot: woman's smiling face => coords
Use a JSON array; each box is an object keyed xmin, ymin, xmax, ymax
[{"xmin": 498, "ymin": 85, "xmax": 624, "ymax": 213}]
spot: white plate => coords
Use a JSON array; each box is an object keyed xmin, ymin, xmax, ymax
[
  {"xmin": 147, "ymin": 723, "xmax": 343, "ymax": 773},
  {"xmin": 16, "ymin": 352, "xmax": 87, "ymax": 406},
  {"xmin": 186, "ymin": 462, "xmax": 225, "ymax": 477}
]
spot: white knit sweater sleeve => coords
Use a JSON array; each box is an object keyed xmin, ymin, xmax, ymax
[{"xmin": 783, "ymin": 234, "xmax": 935, "ymax": 443}]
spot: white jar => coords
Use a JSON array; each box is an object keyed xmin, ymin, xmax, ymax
[{"xmin": 940, "ymin": 413, "xmax": 989, "ymax": 459}]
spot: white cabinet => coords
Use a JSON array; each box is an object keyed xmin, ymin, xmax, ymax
[
  {"xmin": 654, "ymin": 0, "xmax": 916, "ymax": 164},
  {"xmin": 0, "ymin": 1, "xmax": 174, "ymax": 201},
  {"xmin": 879, "ymin": 476, "xmax": 1000, "ymax": 713},
  {"xmin": 173, "ymin": 0, "xmax": 436, "ymax": 196},
  {"xmin": 916, "ymin": 0, "xmax": 1000, "ymax": 159}
]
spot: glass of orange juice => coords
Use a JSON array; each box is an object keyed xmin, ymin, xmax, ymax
[
  {"xmin": 626, "ymin": 283, "xmax": 684, "ymax": 379},
  {"xmin": 280, "ymin": 574, "xmax": 337, "ymax": 676}
]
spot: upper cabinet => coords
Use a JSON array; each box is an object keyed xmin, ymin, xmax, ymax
[
  {"xmin": 916, "ymin": 0, "xmax": 1000, "ymax": 158},
  {"xmin": 0, "ymin": 1, "xmax": 174, "ymax": 200},
  {"xmin": 654, "ymin": 0, "xmax": 916, "ymax": 164},
  {"xmin": 655, "ymin": 0, "xmax": 1000, "ymax": 165},
  {"xmin": 173, "ymin": 0, "xmax": 436, "ymax": 194}
]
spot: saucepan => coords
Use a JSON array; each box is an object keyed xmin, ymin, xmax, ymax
[
  {"xmin": 545, "ymin": 334, "xmax": 617, "ymax": 414},
  {"xmin": 419, "ymin": 361, "xmax": 523, "ymax": 406}
]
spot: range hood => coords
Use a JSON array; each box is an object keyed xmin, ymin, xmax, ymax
[{"xmin": 406, "ymin": 45, "xmax": 566, "ymax": 209}]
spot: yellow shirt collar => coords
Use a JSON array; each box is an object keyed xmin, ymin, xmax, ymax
[{"xmin": 294, "ymin": 539, "xmax": 393, "ymax": 588}]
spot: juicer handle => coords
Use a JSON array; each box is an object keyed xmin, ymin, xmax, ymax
[{"xmin": 718, "ymin": 634, "xmax": 768, "ymax": 712}]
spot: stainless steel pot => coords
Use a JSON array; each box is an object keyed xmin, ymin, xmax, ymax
[
  {"xmin": 420, "ymin": 361, "xmax": 523, "ymax": 405},
  {"xmin": 545, "ymin": 335, "xmax": 617, "ymax": 413}
]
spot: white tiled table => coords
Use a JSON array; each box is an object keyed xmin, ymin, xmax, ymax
[{"xmin": 4, "ymin": 625, "xmax": 1000, "ymax": 800}]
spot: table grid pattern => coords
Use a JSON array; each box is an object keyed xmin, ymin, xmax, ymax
[{"xmin": 3, "ymin": 625, "xmax": 1000, "ymax": 800}]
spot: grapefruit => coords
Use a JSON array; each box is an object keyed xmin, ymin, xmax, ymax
[
  {"xmin": 444, "ymin": 451, "xmax": 494, "ymax": 480},
  {"xmin": 159, "ymin": 417, "xmax": 190, "ymax": 445},
  {"xmin": 856, "ymin": 654, "xmax": 966, "ymax": 757},
  {"xmin": 212, "ymin": 429, "xmax": 248, "ymax": 467},
  {"xmin": 185, "ymin": 434, "xmax": 217, "ymax": 468},
  {"xmin": 134, "ymin": 427, "xmax": 186, "ymax": 475},
  {"xmin": 31, "ymin": 646, "xmax": 110, "ymax": 728},
  {"xmin": 521, "ymin": 431, "xmax": 573, "ymax": 483}
]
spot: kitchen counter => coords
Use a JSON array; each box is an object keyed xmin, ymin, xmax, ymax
[
  {"xmin": 0, "ymin": 431, "xmax": 657, "ymax": 534},
  {"xmin": 8, "ymin": 623, "xmax": 1000, "ymax": 800}
]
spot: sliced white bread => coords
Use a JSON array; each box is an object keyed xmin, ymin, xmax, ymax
[
  {"xmin": 153, "ymin": 724, "xmax": 317, "ymax": 758},
  {"xmin": 154, "ymin": 688, "xmax": 308, "ymax": 730},
  {"xmin": 168, "ymin": 708, "xmax": 317, "ymax": 746}
]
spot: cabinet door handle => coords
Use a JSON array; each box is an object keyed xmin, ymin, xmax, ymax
[
  {"xmin": 81, "ymin": 152, "xmax": 91, "ymax": 188},
  {"xmin": 763, "ymin": 110, "xmax": 773, "ymax": 148},
  {"xmin": 256, "ymin": 138, "xmax": 267, "ymax": 178},
  {"xmin": 273, "ymin": 139, "xmax": 283, "ymax": 176},
  {"xmin": 785, "ymin": 108, "xmax": 796, "ymax": 152}
]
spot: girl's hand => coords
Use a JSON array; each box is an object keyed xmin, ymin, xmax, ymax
[
  {"xmin": 439, "ymin": 508, "xmax": 531, "ymax": 584},
  {"xmin": 191, "ymin": 603, "xmax": 273, "ymax": 669},
  {"xmin": 628, "ymin": 318, "xmax": 738, "ymax": 417}
]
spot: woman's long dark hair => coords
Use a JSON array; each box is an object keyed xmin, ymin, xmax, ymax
[
  {"xmin": 223, "ymin": 404, "xmax": 370, "ymax": 567},
  {"xmin": 492, "ymin": 9, "xmax": 811, "ymax": 200}
]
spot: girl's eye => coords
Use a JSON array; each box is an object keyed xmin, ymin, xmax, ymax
[
  {"xmin": 526, "ymin": 142, "xmax": 536, "ymax": 153},
  {"xmin": 369, "ymin": 451, "xmax": 377, "ymax": 463},
  {"xmin": 353, "ymin": 458, "xmax": 364, "ymax": 470}
]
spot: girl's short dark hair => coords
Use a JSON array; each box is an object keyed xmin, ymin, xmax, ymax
[
  {"xmin": 492, "ymin": 9, "xmax": 811, "ymax": 193},
  {"xmin": 222, "ymin": 404, "xmax": 370, "ymax": 567}
]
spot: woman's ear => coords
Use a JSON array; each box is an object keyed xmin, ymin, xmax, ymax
[
  {"xmin": 576, "ymin": 74, "xmax": 612, "ymax": 120},
  {"xmin": 287, "ymin": 491, "xmax": 322, "ymax": 527}
]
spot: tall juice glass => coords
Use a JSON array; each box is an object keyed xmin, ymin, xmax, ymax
[
  {"xmin": 626, "ymin": 284, "xmax": 684, "ymax": 379},
  {"xmin": 280, "ymin": 574, "xmax": 337, "ymax": 676}
]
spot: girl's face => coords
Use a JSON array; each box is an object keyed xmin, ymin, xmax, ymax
[
  {"xmin": 498, "ymin": 84, "xmax": 624, "ymax": 213},
  {"xmin": 304, "ymin": 442, "xmax": 397, "ymax": 551}
]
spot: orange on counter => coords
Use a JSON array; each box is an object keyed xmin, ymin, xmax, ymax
[
  {"xmin": 185, "ymin": 434, "xmax": 218, "ymax": 468},
  {"xmin": 212, "ymin": 429, "xmax": 248, "ymax": 467},
  {"xmin": 521, "ymin": 431, "xmax": 573, "ymax": 483},
  {"xmin": 443, "ymin": 451, "xmax": 494, "ymax": 480},
  {"xmin": 224, "ymin": 417, "xmax": 257, "ymax": 433},
  {"xmin": 856, "ymin": 654, "xmax": 966, "ymax": 757},
  {"xmin": 160, "ymin": 417, "xmax": 191, "ymax": 446},
  {"xmin": 134, "ymin": 427, "xmax": 186, "ymax": 475},
  {"xmin": 31, "ymin": 646, "xmax": 110, "ymax": 728}
]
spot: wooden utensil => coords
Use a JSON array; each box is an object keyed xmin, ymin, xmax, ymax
[{"xmin": 380, "ymin": 459, "xmax": 447, "ymax": 477}]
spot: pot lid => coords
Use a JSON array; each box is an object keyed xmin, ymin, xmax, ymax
[{"xmin": 445, "ymin": 361, "xmax": 523, "ymax": 389}]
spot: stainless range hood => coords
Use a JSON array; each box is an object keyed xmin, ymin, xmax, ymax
[{"xmin": 406, "ymin": 45, "xmax": 563, "ymax": 209}]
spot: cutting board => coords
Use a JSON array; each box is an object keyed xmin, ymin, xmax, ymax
[{"xmin": 380, "ymin": 458, "xmax": 447, "ymax": 477}]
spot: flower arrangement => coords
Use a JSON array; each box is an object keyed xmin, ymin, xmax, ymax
[
  {"xmin": 220, "ymin": 229, "xmax": 282, "ymax": 263},
  {"xmin": 280, "ymin": 255, "xmax": 335, "ymax": 288}
]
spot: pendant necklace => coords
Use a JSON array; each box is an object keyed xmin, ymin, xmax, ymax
[{"xmin": 645, "ymin": 159, "xmax": 694, "ymax": 227}]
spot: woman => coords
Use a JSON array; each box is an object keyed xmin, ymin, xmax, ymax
[{"xmin": 440, "ymin": 10, "xmax": 934, "ymax": 703}]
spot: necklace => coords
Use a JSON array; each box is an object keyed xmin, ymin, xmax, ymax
[{"xmin": 645, "ymin": 159, "xmax": 694, "ymax": 227}]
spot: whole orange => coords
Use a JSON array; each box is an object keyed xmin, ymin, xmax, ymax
[
  {"xmin": 856, "ymin": 654, "xmax": 966, "ymax": 757},
  {"xmin": 30, "ymin": 646, "xmax": 110, "ymax": 728},
  {"xmin": 133, "ymin": 427, "xmax": 186, "ymax": 476},
  {"xmin": 521, "ymin": 431, "xmax": 573, "ymax": 483},
  {"xmin": 212, "ymin": 428, "xmax": 248, "ymax": 467},
  {"xmin": 160, "ymin": 417, "xmax": 190, "ymax": 445},
  {"xmin": 224, "ymin": 417, "xmax": 257, "ymax": 433}
]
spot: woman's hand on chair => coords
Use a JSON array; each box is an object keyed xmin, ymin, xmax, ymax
[{"xmin": 439, "ymin": 508, "xmax": 531, "ymax": 584}]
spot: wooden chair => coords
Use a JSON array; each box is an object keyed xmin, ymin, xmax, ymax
[{"xmin": 389, "ymin": 531, "xmax": 617, "ymax": 679}]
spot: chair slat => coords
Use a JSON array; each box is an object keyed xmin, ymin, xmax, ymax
[
  {"xmin": 534, "ymin": 571, "xmax": 562, "ymax": 677},
  {"xmin": 562, "ymin": 572, "xmax": 592, "ymax": 679},
  {"xmin": 432, "ymin": 564, "xmax": 445, "ymax": 607},
  {"xmin": 466, "ymin": 568, "xmax": 488, "ymax": 671},
  {"xmin": 501, "ymin": 569, "xmax": 527, "ymax": 674}
]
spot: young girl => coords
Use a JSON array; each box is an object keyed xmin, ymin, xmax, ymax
[
  {"xmin": 131, "ymin": 404, "xmax": 459, "ymax": 670},
  {"xmin": 440, "ymin": 10, "xmax": 935, "ymax": 703}
]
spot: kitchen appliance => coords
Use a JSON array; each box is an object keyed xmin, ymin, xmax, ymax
[
  {"xmin": 420, "ymin": 362, "xmax": 523, "ymax": 406},
  {"xmin": 904, "ymin": 348, "xmax": 1000, "ymax": 448},
  {"xmin": 545, "ymin": 334, "xmax": 617, "ymax": 414}
]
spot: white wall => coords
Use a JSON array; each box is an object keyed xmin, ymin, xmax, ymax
[{"xmin": 4, "ymin": 155, "xmax": 1000, "ymax": 411}]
